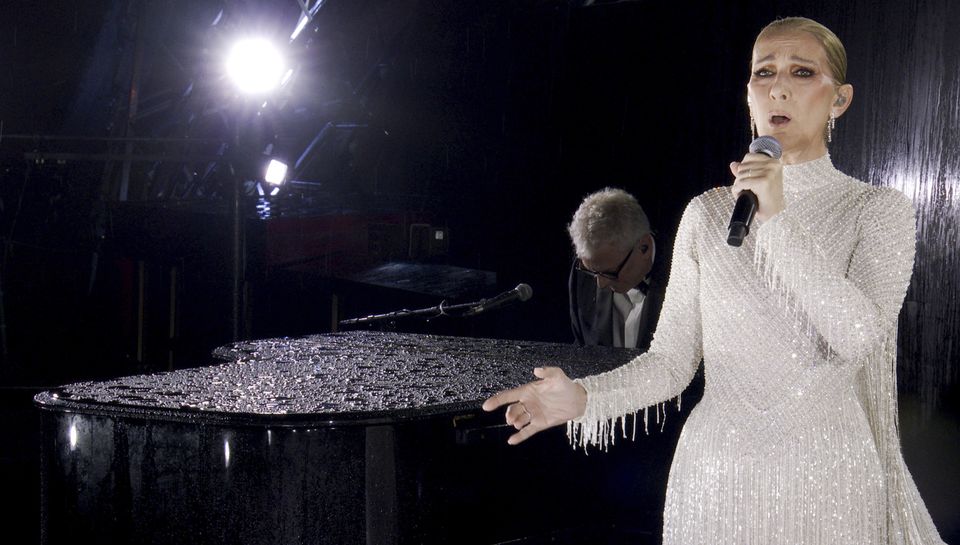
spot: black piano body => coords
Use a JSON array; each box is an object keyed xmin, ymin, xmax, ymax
[{"xmin": 35, "ymin": 331, "xmax": 694, "ymax": 544}]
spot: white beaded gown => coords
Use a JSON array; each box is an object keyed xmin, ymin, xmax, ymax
[{"xmin": 568, "ymin": 155, "xmax": 945, "ymax": 544}]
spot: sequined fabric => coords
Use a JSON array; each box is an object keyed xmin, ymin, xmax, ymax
[{"xmin": 568, "ymin": 155, "xmax": 945, "ymax": 544}]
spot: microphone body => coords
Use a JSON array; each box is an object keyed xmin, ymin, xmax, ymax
[
  {"xmin": 727, "ymin": 135, "xmax": 782, "ymax": 247},
  {"xmin": 465, "ymin": 283, "xmax": 533, "ymax": 316},
  {"xmin": 727, "ymin": 191, "xmax": 758, "ymax": 247}
]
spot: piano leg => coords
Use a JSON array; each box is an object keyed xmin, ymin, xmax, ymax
[{"xmin": 365, "ymin": 425, "xmax": 399, "ymax": 544}]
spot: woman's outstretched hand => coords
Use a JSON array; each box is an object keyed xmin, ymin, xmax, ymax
[{"xmin": 481, "ymin": 367, "xmax": 588, "ymax": 445}]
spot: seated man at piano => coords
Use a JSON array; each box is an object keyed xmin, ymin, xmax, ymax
[{"xmin": 567, "ymin": 188, "xmax": 663, "ymax": 350}]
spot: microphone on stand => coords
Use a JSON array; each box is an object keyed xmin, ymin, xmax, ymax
[
  {"xmin": 464, "ymin": 283, "xmax": 533, "ymax": 316},
  {"xmin": 338, "ymin": 283, "xmax": 534, "ymax": 327},
  {"xmin": 727, "ymin": 135, "xmax": 782, "ymax": 247}
]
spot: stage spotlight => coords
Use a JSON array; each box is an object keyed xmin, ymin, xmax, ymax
[
  {"xmin": 264, "ymin": 158, "xmax": 288, "ymax": 185},
  {"xmin": 226, "ymin": 38, "xmax": 286, "ymax": 94}
]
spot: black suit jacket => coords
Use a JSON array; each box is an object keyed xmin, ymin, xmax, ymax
[{"xmin": 568, "ymin": 257, "xmax": 667, "ymax": 351}]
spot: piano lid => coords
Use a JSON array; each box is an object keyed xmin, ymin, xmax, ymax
[{"xmin": 34, "ymin": 331, "xmax": 639, "ymax": 427}]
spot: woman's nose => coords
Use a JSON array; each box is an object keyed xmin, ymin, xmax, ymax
[{"xmin": 770, "ymin": 74, "xmax": 790, "ymax": 100}]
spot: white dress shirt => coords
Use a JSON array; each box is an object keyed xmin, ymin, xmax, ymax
[
  {"xmin": 611, "ymin": 288, "xmax": 646, "ymax": 348},
  {"xmin": 611, "ymin": 241, "xmax": 655, "ymax": 348}
]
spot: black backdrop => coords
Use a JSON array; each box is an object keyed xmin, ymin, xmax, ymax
[{"xmin": 0, "ymin": 0, "xmax": 957, "ymax": 542}]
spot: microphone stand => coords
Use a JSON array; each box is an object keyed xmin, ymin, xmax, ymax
[{"xmin": 339, "ymin": 294, "xmax": 504, "ymax": 328}]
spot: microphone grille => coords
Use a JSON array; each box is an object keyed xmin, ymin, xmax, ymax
[
  {"xmin": 749, "ymin": 135, "xmax": 782, "ymax": 159},
  {"xmin": 516, "ymin": 283, "xmax": 533, "ymax": 301}
]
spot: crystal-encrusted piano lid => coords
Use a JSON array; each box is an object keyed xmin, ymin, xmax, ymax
[{"xmin": 34, "ymin": 331, "xmax": 639, "ymax": 425}]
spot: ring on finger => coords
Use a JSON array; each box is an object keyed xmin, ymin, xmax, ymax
[{"xmin": 518, "ymin": 403, "xmax": 532, "ymax": 422}]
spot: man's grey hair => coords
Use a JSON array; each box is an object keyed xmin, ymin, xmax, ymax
[{"xmin": 567, "ymin": 187, "xmax": 651, "ymax": 259}]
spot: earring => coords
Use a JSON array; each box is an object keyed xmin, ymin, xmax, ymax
[
  {"xmin": 827, "ymin": 111, "xmax": 836, "ymax": 143},
  {"xmin": 747, "ymin": 96, "xmax": 757, "ymax": 140}
]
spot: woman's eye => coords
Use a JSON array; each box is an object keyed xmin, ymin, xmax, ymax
[
  {"xmin": 753, "ymin": 68, "xmax": 773, "ymax": 77},
  {"xmin": 794, "ymin": 68, "xmax": 814, "ymax": 77}
]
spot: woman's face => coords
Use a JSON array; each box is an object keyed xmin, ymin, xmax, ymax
[{"xmin": 747, "ymin": 30, "xmax": 852, "ymax": 164}]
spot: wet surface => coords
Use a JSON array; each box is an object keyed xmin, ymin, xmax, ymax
[{"xmin": 34, "ymin": 332, "xmax": 638, "ymax": 423}]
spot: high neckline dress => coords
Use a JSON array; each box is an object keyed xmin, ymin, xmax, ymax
[{"xmin": 569, "ymin": 154, "xmax": 945, "ymax": 544}]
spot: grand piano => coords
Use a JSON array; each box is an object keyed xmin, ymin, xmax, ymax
[{"xmin": 35, "ymin": 331, "xmax": 693, "ymax": 544}]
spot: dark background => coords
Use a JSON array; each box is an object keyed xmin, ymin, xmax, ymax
[{"xmin": 1, "ymin": 0, "xmax": 957, "ymax": 543}]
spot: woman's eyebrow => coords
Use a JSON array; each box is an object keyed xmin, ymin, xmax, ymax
[{"xmin": 753, "ymin": 53, "xmax": 818, "ymax": 65}]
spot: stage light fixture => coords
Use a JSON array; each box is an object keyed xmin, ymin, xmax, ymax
[
  {"xmin": 226, "ymin": 38, "xmax": 287, "ymax": 94},
  {"xmin": 264, "ymin": 158, "xmax": 288, "ymax": 185}
]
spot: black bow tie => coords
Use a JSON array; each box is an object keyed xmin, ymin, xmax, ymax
[{"xmin": 635, "ymin": 279, "xmax": 650, "ymax": 296}]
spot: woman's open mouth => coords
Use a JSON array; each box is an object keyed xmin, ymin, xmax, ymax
[{"xmin": 769, "ymin": 114, "xmax": 791, "ymax": 126}]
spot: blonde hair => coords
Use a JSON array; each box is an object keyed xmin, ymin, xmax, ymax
[
  {"xmin": 756, "ymin": 17, "xmax": 848, "ymax": 85},
  {"xmin": 567, "ymin": 188, "xmax": 651, "ymax": 260}
]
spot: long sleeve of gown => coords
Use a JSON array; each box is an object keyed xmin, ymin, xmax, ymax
[
  {"xmin": 753, "ymin": 186, "xmax": 916, "ymax": 364},
  {"xmin": 568, "ymin": 198, "xmax": 704, "ymax": 449},
  {"xmin": 755, "ymin": 182, "xmax": 944, "ymax": 544}
]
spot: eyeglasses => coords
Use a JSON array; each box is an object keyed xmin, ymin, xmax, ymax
[{"xmin": 575, "ymin": 245, "xmax": 635, "ymax": 280}]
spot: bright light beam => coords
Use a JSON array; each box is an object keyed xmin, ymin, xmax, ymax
[
  {"xmin": 264, "ymin": 159, "xmax": 289, "ymax": 185},
  {"xmin": 226, "ymin": 38, "xmax": 286, "ymax": 95}
]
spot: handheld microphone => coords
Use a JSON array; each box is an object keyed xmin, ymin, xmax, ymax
[
  {"xmin": 727, "ymin": 135, "xmax": 782, "ymax": 247},
  {"xmin": 465, "ymin": 283, "xmax": 533, "ymax": 316}
]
